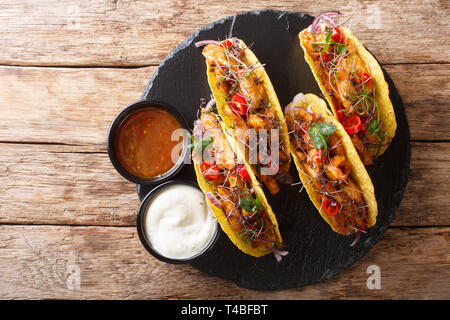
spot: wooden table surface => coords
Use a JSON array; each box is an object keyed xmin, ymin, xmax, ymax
[{"xmin": 0, "ymin": 1, "xmax": 449, "ymax": 300}]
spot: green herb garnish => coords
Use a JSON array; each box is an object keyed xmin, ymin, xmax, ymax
[
  {"xmin": 307, "ymin": 122, "xmax": 336, "ymax": 154},
  {"xmin": 333, "ymin": 70, "xmax": 339, "ymax": 84},
  {"xmin": 321, "ymin": 31, "xmax": 333, "ymax": 53},
  {"xmin": 188, "ymin": 136, "xmax": 213, "ymax": 151},
  {"xmin": 239, "ymin": 195, "xmax": 264, "ymax": 214},
  {"xmin": 367, "ymin": 119, "xmax": 380, "ymax": 136},
  {"xmin": 336, "ymin": 43, "xmax": 347, "ymax": 54}
]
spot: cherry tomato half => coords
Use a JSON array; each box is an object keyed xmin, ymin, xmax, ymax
[
  {"xmin": 200, "ymin": 160, "xmax": 214, "ymax": 171},
  {"xmin": 358, "ymin": 72, "xmax": 373, "ymax": 86},
  {"xmin": 314, "ymin": 149, "xmax": 324, "ymax": 163},
  {"xmin": 231, "ymin": 93, "xmax": 248, "ymax": 116},
  {"xmin": 342, "ymin": 115, "xmax": 363, "ymax": 135},
  {"xmin": 321, "ymin": 198, "xmax": 340, "ymax": 216},
  {"xmin": 320, "ymin": 53, "xmax": 329, "ymax": 63},
  {"xmin": 221, "ymin": 39, "xmax": 233, "ymax": 48},
  {"xmin": 237, "ymin": 164, "xmax": 250, "ymax": 182},
  {"xmin": 331, "ymin": 27, "xmax": 343, "ymax": 43},
  {"xmin": 200, "ymin": 160, "xmax": 219, "ymax": 181},
  {"xmin": 335, "ymin": 107, "xmax": 345, "ymax": 122}
]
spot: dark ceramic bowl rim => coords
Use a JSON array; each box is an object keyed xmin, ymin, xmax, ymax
[
  {"xmin": 136, "ymin": 179, "xmax": 220, "ymax": 264},
  {"xmin": 107, "ymin": 99, "xmax": 189, "ymax": 185}
]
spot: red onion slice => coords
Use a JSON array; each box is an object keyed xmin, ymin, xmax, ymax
[
  {"xmin": 205, "ymin": 192, "xmax": 223, "ymax": 209},
  {"xmin": 193, "ymin": 120, "xmax": 203, "ymax": 140},
  {"xmin": 204, "ymin": 98, "xmax": 216, "ymax": 112},
  {"xmin": 272, "ymin": 248, "xmax": 289, "ymax": 263},
  {"xmin": 292, "ymin": 92, "xmax": 306, "ymax": 107},
  {"xmin": 310, "ymin": 11, "xmax": 342, "ymax": 33},
  {"xmin": 350, "ymin": 230, "xmax": 362, "ymax": 247},
  {"xmin": 229, "ymin": 37, "xmax": 239, "ymax": 46},
  {"xmin": 320, "ymin": 14, "xmax": 339, "ymax": 28},
  {"xmin": 194, "ymin": 40, "xmax": 221, "ymax": 47}
]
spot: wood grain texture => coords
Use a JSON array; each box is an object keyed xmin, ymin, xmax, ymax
[
  {"xmin": 0, "ymin": 142, "xmax": 447, "ymax": 227},
  {"xmin": 0, "ymin": 0, "xmax": 448, "ymax": 300},
  {"xmin": 0, "ymin": 66, "xmax": 154, "ymax": 147},
  {"xmin": 0, "ymin": 225, "xmax": 448, "ymax": 299},
  {"xmin": 385, "ymin": 64, "xmax": 450, "ymax": 141},
  {"xmin": 397, "ymin": 142, "xmax": 449, "ymax": 226},
  {"xmin": 0, "ymin": 0, "xmax": 448, "ymax": 66},
  {"xmin": 0, "ymin": 143, "xmax": 138, "ymax": 226},
  {"xmin": 0, "ymin": 64, "xmax": 448, "ymax": 146}
]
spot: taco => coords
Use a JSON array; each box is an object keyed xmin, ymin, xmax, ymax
[
  {"xmin": 299, "ymin": 12, "xmax": 396, "ymax": 165},
  {"xmin": 285, "ymin": 92, "xmax": 377, "ymax": 235},
  {"xmin": 195, "ymin": 38, "xmax": 291, "ymax": 195},
  {"xmin": 191, "ymin": 105, "xmax": 284, "ymax": 258}
]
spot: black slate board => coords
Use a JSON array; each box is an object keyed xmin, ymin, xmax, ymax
[{"xmin": 136, "ymin": 10, "xmax": 410, "ymax": 291}]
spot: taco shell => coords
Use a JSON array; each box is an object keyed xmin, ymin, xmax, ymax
[
  {"xmin": 288, "ymin": 93, "xmax": 378, "ymax": 234},
  {"xmin": 203, "ymin": 38, "xmax": 291, "ymax": 172},
  {"xmin": 192, "ymin": 121, "xmax": 283, "ymax": 257},
  {"xmin": 299, "ymin": 27, "xmax": 396, "ymax": 157}
]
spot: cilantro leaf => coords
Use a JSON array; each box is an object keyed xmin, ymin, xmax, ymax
[
  {"xmin": 308, "ymin": 122, "xmax": 336, "ymax": 153},
  {"xmin": 254, "ymin": 197, "xmax": 264, "ymax": 212},
  {"xmin": 188, "ymin": 135, "xmax": 213, "ymax": 150},
  {"xmin": 308, "ymin": 126, "xmax": 327, "ymax": 150},
  {"xmin": 311, "ymin": 122, "xmax": 336, "ymax": 136},
  {"xmin": 239, "ymin": 196, "xmax": 264, "ymax": 214}
]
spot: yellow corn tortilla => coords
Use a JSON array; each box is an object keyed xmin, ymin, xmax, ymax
[
  {"xmin": 203, "ymin": 38, "xmax": 291, "ymax": 173},
  {"xmin": 192, "ymin": 121, "xmax": 283, "ymax": 257},
  {"xmin": 299, "ymin": 26, "xmax": 396, "ymax": 157},
  {"xmin": 287, "ymin": 93, "xmax": 378, "ymax": 234}
]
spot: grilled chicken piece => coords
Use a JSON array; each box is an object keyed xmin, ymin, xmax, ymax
[
  {"xmin": 247, "ymin": 113, "xmax": 266, "ymax": 130},
  {"xmin": 203, "ymin": 43, "xmax": 267, "ymax": 110},
  {"xmin": 325, "ymin": 155, "xmax": 351, "ymax": 182},
  {"xmin": 200, "ymin": 111, "xmax": 235, "ymax": 170},
  {"xmin": 202, "ymin": 44, "xmax": 235, "ymax": 69},
  {"xmin": 341, "ymin": 179, "xmax": 363, "ymax": 203},
  {"xmin": 350, "ymin": 134, "xmax": 374, "ymax": 165},
  {"xmin": 239, "ymin": 74, "xmax": 267, "ymax": 110},
  {"xmin": 258, "ymin": 173, "xmax": 280, "ymax": 195}
]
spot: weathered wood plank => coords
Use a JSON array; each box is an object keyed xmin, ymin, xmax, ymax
[
  {"xmin": 0, "ymin": 143, "xmax": 138, "ymax": 226},
  {"xmin": 385, "ymin": 64, "xmax": 450, "ymax": 142},
  {"xmin": 0, "ymin": 66, "xmax": 154, "ymax": 147},
  {"xmin": 0, "ymin": 225, "xmax": 447, "ymax": 299},
  {"xmin": 0, "ymin": 64, "xmax": 448, "ymax": 146},
  {"xmin": 0, "ymin": 1, "xmax": 448, "ymax": 66},
  {"xmin": 397, "ymin": 142, "xmax": 450, "ymax": 227},
  {"xmin": 0, "ymin": 142, "xmax": 447, "ymax": 227}
]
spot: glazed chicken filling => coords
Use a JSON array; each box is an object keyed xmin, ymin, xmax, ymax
[
  {"xmin": 301, "ymin": 24, "xmax": 388, "ymax": 165},
  {"xmin": 285, "ymin": 104, "xmax": 368, "ymax": 235},
  {"xmin": 201, "ymin": 40, "xmax": 289, "ymax": 194},
  {"xmin": 195, "ymin": 109, "xmax": 280, "ymax": 249}
]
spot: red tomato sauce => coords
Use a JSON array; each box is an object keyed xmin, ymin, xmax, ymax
[{"xmin": 115, "ymin": 108, "xmax": 182, "ymax": 179}]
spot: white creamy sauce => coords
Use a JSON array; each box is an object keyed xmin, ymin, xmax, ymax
[{"xmin": 144, "ymin": 184, "xmax": 217, "ymax": 259}]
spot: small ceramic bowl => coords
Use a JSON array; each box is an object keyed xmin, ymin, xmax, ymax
[
  {"xmin": 107, "ymin": 100, "xmax": 189, "ymax": 185},
  {"xmin": 136, "ymin": 180, "xmax": 220, "ymax": 264}
]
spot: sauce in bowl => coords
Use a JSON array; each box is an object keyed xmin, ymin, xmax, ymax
[
  {"xmin": 115, "ymin": 107, "xmax": 182, "ymax": 179},
  {"xmin": 141, "ymin": 183, "xmax": 218, "ymax": 260}
]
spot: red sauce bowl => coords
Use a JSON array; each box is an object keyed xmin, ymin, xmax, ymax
[{"xmin": 107, "ymin": 100, "xmax": 189, "ymax": 185}]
